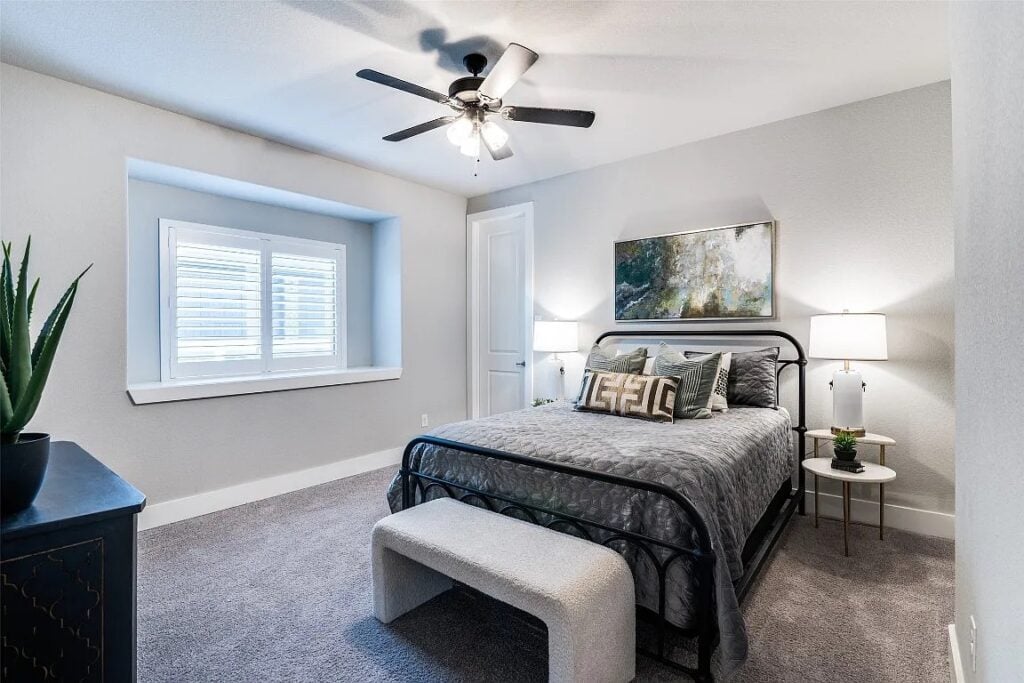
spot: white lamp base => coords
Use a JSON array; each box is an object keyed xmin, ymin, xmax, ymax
[
  {"xmin": 831, "ymin": 369, "xmax": 866, "ymax": 436},
  {"xmin": 551, "ymin": 355, "xmax": 566, "ymax": 401}
]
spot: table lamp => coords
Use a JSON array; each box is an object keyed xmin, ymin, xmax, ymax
[
  {"xmin": 533, "ymin": 320, "xmax": 578, "ymax": 399},
  {"xmin": 808, "ymin": 311, "xmax": 887, "ymax": 436}
]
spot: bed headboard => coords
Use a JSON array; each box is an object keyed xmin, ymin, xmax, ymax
[{"xmin": 594, "ymin": 328, "xmax": 808, "ymax": 487}]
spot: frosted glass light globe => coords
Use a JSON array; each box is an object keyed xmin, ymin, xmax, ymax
[
  {"xmin": 446, "ymin": 117, "xmax": 473, "ymax": 145},
  {"xmin": 480, "ymin": 121, "xmax": 509, "ymax": 149},
  {"xmin": 460, "ymin": 132, "xmax": 480, "ymax": 157}
]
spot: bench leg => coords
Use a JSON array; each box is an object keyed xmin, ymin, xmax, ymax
[
  {"xmin": 371, "ymin": 544, "xmax": 452, "ymax": 624},
  {"xmin": 545, "ymin": 574, "xmax": 636, "ymax": 683}
]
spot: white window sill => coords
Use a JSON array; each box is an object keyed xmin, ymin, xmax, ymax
[{"xmin": 127, "ymin": 366, "xmax": 402, "ymax": 405}]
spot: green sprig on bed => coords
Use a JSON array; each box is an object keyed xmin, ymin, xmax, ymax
[{"xmin": 0, "ymin": 238, "xmax": 91, "ymax": 444}]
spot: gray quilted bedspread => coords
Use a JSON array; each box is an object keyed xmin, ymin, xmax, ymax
[{"xmin": 385, "ymin": 401, "xmax": 793, "ymax": 673}]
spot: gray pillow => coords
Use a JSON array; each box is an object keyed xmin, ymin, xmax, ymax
[
  {"xmin": 653, "ymin": 348, "xmax": 722, "ymax": 419},
  {"xmin": 584, "ymin": 344, "xmax": 647, "ymax": 374},
  {"xmin": 577, "ymin": 345, "xmax": 649, "ymax": 403},
  {"xmin": 689, "ymin": 347, "xmax": 779, "ymax": 408}
]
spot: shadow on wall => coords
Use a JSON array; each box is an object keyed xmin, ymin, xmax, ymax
[{"xmin": 620, "ymin": 197, "xmax": 773, "ymax": 240}]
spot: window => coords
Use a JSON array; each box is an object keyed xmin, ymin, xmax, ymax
[{"xmin": 159, "ymin": 219, "xmax": 345, "ymax": 381}]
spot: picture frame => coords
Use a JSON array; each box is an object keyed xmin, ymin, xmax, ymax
[{"xmin": 614, "ymin": 220, "xmax": 776, "ymax": 322}]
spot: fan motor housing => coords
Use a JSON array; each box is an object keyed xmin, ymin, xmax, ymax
[{"xmin": 448, "ymin": 76, "xmax": 484, "ymax": 102}]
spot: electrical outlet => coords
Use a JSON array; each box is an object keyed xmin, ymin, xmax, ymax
[
  {"xmin": 968, "ymin": 616, "xmax": 978, "ymax": 673},
  {"xmin": 421, "ymin": 414, "xmax": 429, "ymax": 428}
]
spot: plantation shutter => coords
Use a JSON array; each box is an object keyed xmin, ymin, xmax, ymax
[
  {"xmin": 161, "ymin": 220, "xmax": 346, "ymax": 380},
  {"xmin": 167, "ymin": 227, "xmax": 264, "ymax": 378},
  {"xmin": 270, "ymin": 244, "xmax": 345, "ymax": 371}
]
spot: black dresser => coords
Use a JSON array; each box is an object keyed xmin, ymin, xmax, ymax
[{"xmin": 1, "ymin": 442, "xmax": 146, "ymax": 682}]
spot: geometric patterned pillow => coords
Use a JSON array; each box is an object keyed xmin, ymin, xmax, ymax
[{"xmin": 574, "ymin": 370, "xmax": 678, "ymax": 423}]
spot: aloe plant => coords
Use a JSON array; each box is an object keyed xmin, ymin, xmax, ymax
[{"xmin": 1, "ymin": 238, "xmax": 90, "ymax": 444}]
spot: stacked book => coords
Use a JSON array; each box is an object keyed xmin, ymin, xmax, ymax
[{"xmin": 831, "ymin": 458, "xmax": 865, "ymax": 474}]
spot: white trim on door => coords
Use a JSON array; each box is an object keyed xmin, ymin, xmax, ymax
[{"xmin": 467, "ymin": 202, "xmax": 534, "ymax": 419}]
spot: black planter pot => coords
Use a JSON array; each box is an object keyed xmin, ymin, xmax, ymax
[
  {"xmin": 834, "ymin": 446, "xmax": 858, "ymax": 462},
  {"xmin": 1, "ymin": 433, "xmax": 51, "ymax": 515}
]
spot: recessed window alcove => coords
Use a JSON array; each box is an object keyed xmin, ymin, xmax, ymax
[{"xmin": 125, "ymin": 159, "xmax": 402, "ymax": 404}]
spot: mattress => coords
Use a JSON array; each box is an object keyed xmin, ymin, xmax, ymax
[{"xmin": 385, "ymin": 401, "xmax": 794, "ymax": 673}]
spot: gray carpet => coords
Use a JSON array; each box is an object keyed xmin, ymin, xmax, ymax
[{"xmin": 138, "ymin": 467, "xmax": 953, "ymax": 682}]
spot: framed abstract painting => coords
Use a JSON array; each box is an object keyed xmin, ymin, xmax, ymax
[{"xmin": 614, "ymin": 221, "xmax": 775, "ymax": 321}]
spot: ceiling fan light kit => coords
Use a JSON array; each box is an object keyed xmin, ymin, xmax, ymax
[{"xmin": 356, "ymin": 42, "xmax": 595, "ymax": 164}]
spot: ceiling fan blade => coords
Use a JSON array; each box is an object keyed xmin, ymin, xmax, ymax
[
  {"xmin": 483, "ymin": 134, "xmax": 513, "ymax": 161},
  {"xmin": 502, "ymin": 106, "xmax": 595, "ymax": 128},
  {"xmin": 478, "ymin": 43, "xmax": 538, "ymax": 101},
  {"xmin": 382, "ymin": 116, "xmax": 458, "ymax": 142},
  {"xmin": 356, "ymin": 69, "xmax": 450, "ymax": 104}
]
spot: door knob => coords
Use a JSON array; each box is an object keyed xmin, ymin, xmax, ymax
[{"xmin": 515, "ymin": 361, "xmax": 527, "ymax": 367}]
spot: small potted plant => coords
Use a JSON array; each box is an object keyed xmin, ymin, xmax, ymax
[
  {"xmin": 1, "ymin": 238, "xmax": 90, "ymax": 515},
  {"xmin": 832, "ymin": 431, "xmax": 859, "ymax": 462}
]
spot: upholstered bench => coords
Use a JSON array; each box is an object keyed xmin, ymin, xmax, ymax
[{"xmin": 371, "ymin": 497, "xmax": 636, "ymax": 683}]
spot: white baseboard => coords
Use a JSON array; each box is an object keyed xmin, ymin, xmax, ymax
[
  {"xmin": 948, "ymin": 624, "xmax": 966, "ymax": 683},
  {"xmin": 803, "ymin": 489, "xmax": 954, "ymax": 539},
  {"xmin": 138, "ymin": 447, "xmax": 403, "ymax": 531}
]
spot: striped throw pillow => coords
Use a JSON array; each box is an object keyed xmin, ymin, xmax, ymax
[
  {"xmin": 575, "ymin": 370, "xmax": 678, "ymax": 423},
  {"xmin": 681, "ymin": 350, "xmax": 732, "ymax": 411},
  {"xmin": 653, "ymin": 350, "xmax": 722, "ymax": 419}
]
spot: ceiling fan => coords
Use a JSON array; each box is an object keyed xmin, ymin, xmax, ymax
[{"xmin": 356, "ymin": 43, "xmax": 595, "ymax": 161}]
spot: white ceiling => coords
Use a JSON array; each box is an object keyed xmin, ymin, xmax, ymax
[{"xmin": 0, "ymin": 1, "xmax": 949, "ymax": 197}]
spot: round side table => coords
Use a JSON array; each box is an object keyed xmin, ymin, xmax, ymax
[
  {"xmin": 801, "ymin": 457, "xmax": 896, "ymax": 557},
  {"xmin": 807, "ymin": 429, "xmax": 896, "ymax": 536}
]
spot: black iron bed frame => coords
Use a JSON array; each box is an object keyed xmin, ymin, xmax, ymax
[{"xmin": 399, "ymin": 329, "xmax": 807, "ymax": 682}]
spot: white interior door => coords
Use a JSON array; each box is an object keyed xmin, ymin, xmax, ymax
[{"xmin": 468, "ymin": 204, "xmax": 533, "ymax": 418}]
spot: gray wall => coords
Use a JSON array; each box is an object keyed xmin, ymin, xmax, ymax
[
  {"xmin": 0, "ymin": 64, "xmax": 468, "ymax": 504},
  {"xmin": 952, "ymin": 2, "xmax": 1024, "ymax": 679},
  {"xmin": 126, "ymin": 179, "xmax": 375, "ymax": 381},
  {"xmin": 469, "ymin": 82, "xmax": 954, "ymax": 516}
]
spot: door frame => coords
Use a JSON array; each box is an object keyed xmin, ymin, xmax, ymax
[{"xmin": 467, "ymin": 202, "xmax": 535, "ymax": 419}]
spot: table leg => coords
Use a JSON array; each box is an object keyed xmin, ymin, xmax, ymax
[
  {"xmin": 843, "ymin": 481, "xmax": 850, "ymax": 557},
  {"xmin": 814, "ymin": 474, "xmax": 819, "ymax": 528},
  {"xmin": 879, "ymin": 483, "xmax": 885, "ymax": 540}
]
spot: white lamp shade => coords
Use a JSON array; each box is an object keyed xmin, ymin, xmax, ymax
[
  {"xmin": 809, "ymin": 313, "xmax": 888, "ymax": 360},
  {"xmin": 533, "ymin": 321, "xmax": 578, "ymax": 353}
]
